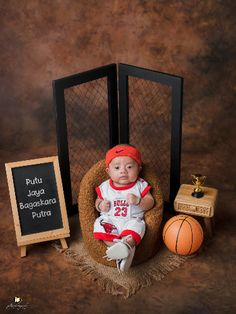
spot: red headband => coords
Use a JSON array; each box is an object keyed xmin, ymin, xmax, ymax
[{"xmin": 105, "ymin": 145, "xmax": 142, "ymax": 167}]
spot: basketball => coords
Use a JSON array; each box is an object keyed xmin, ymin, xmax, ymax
[{"xmin": 163, "ymin": 214, "xmax": 204, "ymax": 255}]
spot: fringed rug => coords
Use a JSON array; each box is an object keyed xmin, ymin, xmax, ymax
[{"xmin": 53, "ymin": 215, "xmax": 188, "ymax": 298}]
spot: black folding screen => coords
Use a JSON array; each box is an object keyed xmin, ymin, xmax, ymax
[
  {"xmin": 53, "ymin": 64, "xmax": 118, "ymax": 213},
  {"xmin": 53, "ymin": 63, "xmax": 183, "ymax": 214},
  {"xmin": 119, "ymin": 64, "xmax": 183, "ymax": 208}
]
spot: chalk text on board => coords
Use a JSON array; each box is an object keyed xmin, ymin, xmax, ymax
[
  {"xmin": 17, "ymin": 176, "xmax": 58, "ymax": 220},
  {"xmin": 19, "ymin": 198, "xmax": 57, "ymax": 210},
  {"xmin": 25, "ymin": 177, "xmax": 43, "ymax": 185},
  {"xmin": 32, "ymin": 210, "xmax": 52, "ymax": 219},
  {"xmin": 27, "ymin": 189, "xmax": 45, "ymax": 197}
]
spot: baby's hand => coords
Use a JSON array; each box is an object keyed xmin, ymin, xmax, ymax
[
  {"xmin": 127, "ymin": 193, "xmax": 140, "ymax": 206},
  {"xmin": 99, "ymin": 200, "xmax": 110, "ymax": 212}
]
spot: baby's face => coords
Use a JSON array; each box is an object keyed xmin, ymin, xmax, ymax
[{"xmin": 106, "ymin": 156, "xmax": 140, "ymax": 187}]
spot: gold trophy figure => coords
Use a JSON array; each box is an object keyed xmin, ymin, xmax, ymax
[{"xmin": 191, "ymin": 174, "xmax": 206, "ymax": 198}]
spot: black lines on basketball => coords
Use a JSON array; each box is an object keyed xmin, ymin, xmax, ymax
[
  {"xmin": 185, "ymin": 219, "xmax": 194, "ymax": 255},
  {"xmin": 175, "ymin": 217, "xmax": 187, "ymax": 254},
  {"xmin": 163, "ymin": 218, "xmax": 184, "ymax": 242},
  {"xmin": 187, "ymin": 216, "xmax": 204, "ymax": 238}
]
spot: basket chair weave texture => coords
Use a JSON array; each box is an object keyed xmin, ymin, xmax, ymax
[{"xmin": 78, "ymin": 159, "xmax": 163, "ymax": 267}]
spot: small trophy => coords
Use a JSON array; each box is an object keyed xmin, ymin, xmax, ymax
[{"xmin": 191, "ymin": 174, "xmax": 206, "ymax": 198}]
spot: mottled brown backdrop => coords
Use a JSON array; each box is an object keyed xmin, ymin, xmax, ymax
[{"xmin": 0, "ymin": 0, "xmax": 235, "ymax": 193}]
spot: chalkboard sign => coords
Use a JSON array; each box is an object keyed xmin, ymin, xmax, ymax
[{"xmin": 5, "ymin": 156, "xmax": 70, "ymax": 257}]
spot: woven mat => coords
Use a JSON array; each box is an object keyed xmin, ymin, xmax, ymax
[{"xmin": 53, "ymin": 215, "xmax": 188, "ymax": 298}]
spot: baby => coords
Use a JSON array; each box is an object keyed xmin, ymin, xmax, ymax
[{"xmin": 93, "ymin": 144, "xmax": 154, "ymax": 272}]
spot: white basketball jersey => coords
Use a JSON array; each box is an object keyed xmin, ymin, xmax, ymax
[{"xmin": 96, "ymin": 178, "xmax": 151, "ymax": 220}]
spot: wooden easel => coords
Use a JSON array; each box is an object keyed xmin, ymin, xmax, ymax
[
  {"xmin": 20, "ymin": 238, "xmax": 68, "ymax": 258},
  {"xmin": 5, "ymin": 156, "xmax": 70, "ymax": 258}
]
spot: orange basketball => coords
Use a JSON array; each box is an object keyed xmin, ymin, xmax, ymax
[{"xmin": 163, "ymin": 214, "xmax": 204, "ymax": 255}]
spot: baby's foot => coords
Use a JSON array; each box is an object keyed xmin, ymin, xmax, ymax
[
  {"xmin": 104, "ymin": 241, "xmax": 131, "ymax": 260},
  {"xmin": 119, "ymin": 246, "xmax": 136, "ymax": 272}
]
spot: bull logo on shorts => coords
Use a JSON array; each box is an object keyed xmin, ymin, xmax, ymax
[{"xmin": 100, "ymin": 219, "xmax": 118, "ymax": 234}]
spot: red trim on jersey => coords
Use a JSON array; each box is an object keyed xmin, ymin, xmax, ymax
[
  {"xmin": 95, "ymin": 186, "xmax": 104, "ymax": 200},
  {"xmin": 94, "ymin": 230, "xmax": 141, "ymax": 245},
  {"xmin": 94, "ymin": 232, "xmax": 119, "ymax": 242},
  {"xmin": 141, "ymin": 185, "xmax": 151, "ymax": 198},
  {"xmin": 119, "ymin": 230, "xmax": 142, "ymax": 245},
  {"xmin": 109, "ymin": 179, "xmax": 136, "ymax": 191}
]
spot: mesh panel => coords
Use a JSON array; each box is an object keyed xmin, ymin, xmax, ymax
[
  {"xmin": 128, "ymin": 77, "xmax": 171, "ymax": 202},
  {"xmin": 64, "ymin": 78, "xmax": 109, "ymax": 204}
]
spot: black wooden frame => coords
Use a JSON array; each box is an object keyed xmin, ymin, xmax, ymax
[
  {"xmin": 53, "ymin": 64, "xmax": 119, "ymax": 214},
  {"xmin": 119, "ymin": 63, "xmax": 183, "ymax": 207}
]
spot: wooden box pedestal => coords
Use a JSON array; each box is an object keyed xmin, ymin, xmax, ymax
[{"xmin": 174, "ymin": 184, "xmax": 218, "ymax": 236}]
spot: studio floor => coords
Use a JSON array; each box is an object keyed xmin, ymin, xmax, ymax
[{"xmin": 0, "ymin": 150, "xmax": 235, "ymax": 314}]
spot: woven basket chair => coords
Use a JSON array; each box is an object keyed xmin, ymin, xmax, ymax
[{"xmin": 78, "ymin": 159, "xmax": 163, "ymax": 267}]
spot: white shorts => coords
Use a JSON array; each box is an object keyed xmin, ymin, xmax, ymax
[{"xmin": 93, "ymin": 214, "xmax": 146, "ymax": 245}]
